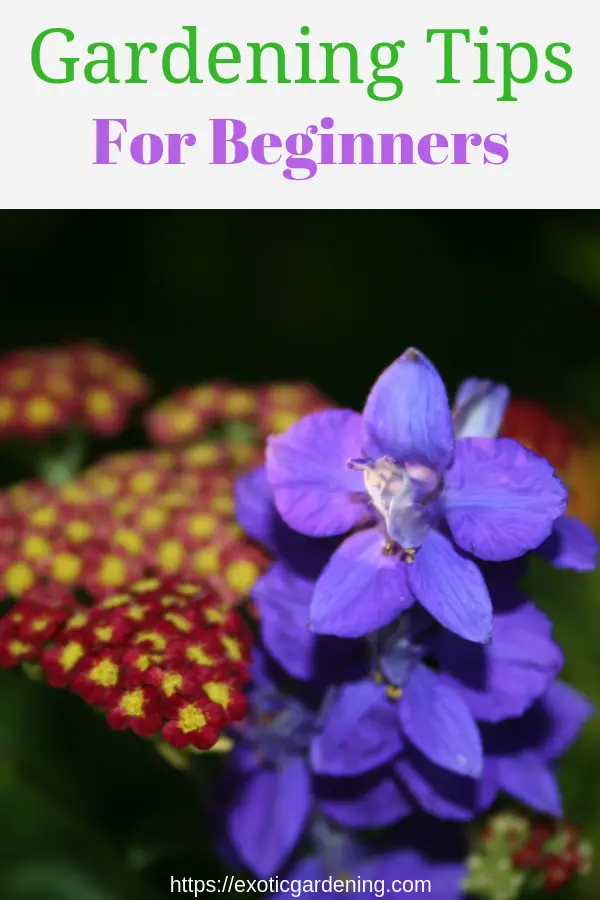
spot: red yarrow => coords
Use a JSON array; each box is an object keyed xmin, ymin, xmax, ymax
[{"xmin": 0, "ymin": 576, "xmax": 253, "ymax": 751}]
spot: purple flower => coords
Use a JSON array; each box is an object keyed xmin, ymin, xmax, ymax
[
  {"xmin": 252, "ymin": 557, "xmax": 562, "ymax": 788},
  {"xmin": 225, "ymin": 652, "xmax": 317, "ymax": 877},
  {"xmin": 480, "ymin": 679, "xmax": 594, "ymax": 818},
  {"xmin": 310, "ymin": 598, "xmax": 563, "ymax": 817},
  {"xmin": 393, "ymin": 678, "xmax": 593, "ymax": 823},
  {"xmin": 252, "ymin": 561, "xmax": 367, "ymax": 683},
  {"xmin": 453, "ymin": 376, "xmax": 598, "ymax": 572},
  {"xmin": 225, "ymin": 650, "xmax": 413, "ymax": 877},
  {"xmin": 271, "ymin": 815, "xmax": 466, "ymax": 900},
  {"xmin": 265, "ymin": 348, "xmax": 567, "ymax": 643}
]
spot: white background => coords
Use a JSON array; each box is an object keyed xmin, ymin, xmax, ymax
[{"xmin": 0, "ymin": 0, "xmax": 597, "ymax": 208}]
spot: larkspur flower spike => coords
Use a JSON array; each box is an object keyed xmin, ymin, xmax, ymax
[{"xmin": 225, "ymin": 353, "xmax": 594, "ymax": 895}]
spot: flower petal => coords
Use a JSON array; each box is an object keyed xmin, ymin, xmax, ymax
[
  {"xmin": 435, "ymin": 602, "xmax": 563, "ymax": 723},
  {"xmin": 496, "ymin": 753, "xmax": 562, "ymax": 817},
  {"xmin": 480, "ymin": 680, "xmax": 594, "ymax": 763},
  {"xmin": 227, "ymin": 757, "xmax": 311, "ymax": 878},
  {"xmin": 362, "ymin": 348, "xmax": 454, "ymax": 469},
  {"xmin": 408, "ymin": 529, "xmax": 492, "ymax": 643},
  {"xmin": 252, "ymin": 563, "xmax": 316, "ymax": 680},
  {"xmin": 394, "ymin": 754, "xmax": 479, "ymax": 821},
  {"xmin": 236, "ymin": 466, "xmax": 339, "ymax": 579},
  {"xmin": 253, "ymin": 562, "xmax": 358, "ymax": 681},
  {"xmin": 310, "ymin": 679, "xmax": 403, "ymax": 777},
  {"xmin": 310, "ymin": 528, "xmax": 414, "ymax": 638},
  {"xmin": 538, "ymin": 516, "xmax": 598, "ymax": 572},
  {"xmin": 453, "ymin": 378, "xmax": 510, "ymax": 439},
  {"xmin": 318, "ymin": 770, "xmax": 413, "ymax": 828},
  {"xmin": 235, "ymin": 467, "xmax": 279, "ymax": 553},
  {"xmin": 537, "ymin": 680, "xmax": 594, "ymax": 761},
  {"xmin": 444, "ymin": 437, "xmax": 568, "ymax": 561},
  {"xmin": 266, "ymin": 409, "xmax": 366, "ymax": 537},
  {"xmin": 398, "ymin": 663, "xmax": 483, "ymax": 778}
]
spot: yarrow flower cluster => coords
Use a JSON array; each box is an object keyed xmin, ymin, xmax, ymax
[
  {"xmin": 145, "ymin": 380, "xmax": 331, "ymax": 446},
  {"xmin": 0, "ymin": 342, "xmax": 149, "ymax": 439},
  {"xmin": 464, "ymin": 811, "xmax": 593, "ymax": 897},
  {"xmin": 218, "ymin": 349, "xmax": 596, "ymax": 897},
  {"xmin": 0, "ymin": 439, "xmax": 269, "ymax": 606},
  {"xmin": 0, "ymin": 576, "xmax": 251, "ymax": 749}
]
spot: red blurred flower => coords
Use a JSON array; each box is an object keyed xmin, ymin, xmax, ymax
[
  {"xmin": 511, "ymin": 819, "xmax": 592, "ymax": 892},
  {"xmin": 500, "ymin": 399, "xmax": 575, "ymax": 471},
  {"xmin": 144, "ymin": 379, "xmax": 332, "ymax": 447},
  {"xmin": 0, "ymin": 441, "xmax": 269, "ymax": 604},
  {"xmin": 0, "ymin": 342, "xmax": 149, "ymax": 440}
]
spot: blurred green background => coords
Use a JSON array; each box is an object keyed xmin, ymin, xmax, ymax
[{"xmin": 1, "ymin": 211, "xmax": 600, "ymax": 899}]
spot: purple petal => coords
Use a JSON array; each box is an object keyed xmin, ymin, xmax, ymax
[
  {"xmin": 479, "ymin": 758, "xmax": 501, "ymax": 811},
  {"xmin": 235, "ymin": 467, "xmax": 278, "ymax": 552},
  {"xmin": 310, "ymin": 528, "xmax": 414, "ymax": 638},
  {"xmin": 436, "ymin": 602, "xmax": 563, "ymax": 723},
  {"xmin": 398, "ymin": 663, "xmax": 483, "ymax": 777},
  {"xmin": 539, "ymin": 516, "xmax": 598, "ymax": 572},
  {"xmin": 310, "ymin": 679, "xmax": 403, "ymax": 777},
  {"xmin": 229, "ymin": 741, "xmax": 260, "ymax": 775},
  {"xmin": 227, "ymin": 757, "xmax": 311, "ymax": 877},
  {"xmin": 538, "ymin": 680, "xmax": 594, "ymax": 761},
  {"xmin": 265, "ymin": 409, "xmax": 366, "ymax": 537},
  {"xmin": 362, "ymin": 348, "xmax": 454, "ymax": 469},
  {"xmin": 236, "ymin": 466, "xmax": 341, "ymax": 579},
  {"xmin": 319, "ymin": 771, "xmax": 413, "ymax": 828},
  {"xmin": 394, "ymin": 754, "xmax": 479, "ymax": 821},
  {"xmin": 444, "ymin": 437, "xmax": 568, "ymax": 561},
  {"xmin": 481, "ymin": 680, "xmax": 594, "ymax": 763},
  {"xmin": 496, "ymin": 754, "xmax": 563, "ymax": 817},
  {"xmin": 252, "ymin": 563, "xmax": 316, "ymax": 680},
  {"xmin": 453, "ymin": 378, "xmax": 510, "ymax": 439},
  {"xmin": 408, "ymin": 529, "xmax": 492, "ymax": 643},
  {"xmin": 248, "ymin": 644, "xmax": 277, "ymax": 691}
]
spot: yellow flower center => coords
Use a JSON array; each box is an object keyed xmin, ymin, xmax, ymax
[
  {"xmin": 221, "ymin": 635, "xmax": 242, "ymax": 661},
  {"xmin": 119, "ymin": 688, "xmax": 146, "ymax": 717},
  {"xmin": 163, "ymin": 612, "xmax": 192, "ymax": 633},
  {"xmin": 26, "ymin": 396, "xmax": 56, "ymax": 425},
  {"xmin": 225, "ymin": 560, "xmax": 259, "ymax": 594},
  {"xmin": 187, "ymin": 514, "xmax": 217, "ymax": 539},
  {"xmin": 59, "ymin": 641, "xmax": 85, "ymax": 672},
  {"xmin": 88, "ymin": 657, "xmax": 120, "ymax": 687},
  {"xmin": 157, "ymin": 539, "xmax": 185, "ymax": 573},
  {"xmin": 204, "ymin": 681, "xmax": 231, "ymax": 708},
  {"xmin": 161, "ymin": 671, "xmax": 183, "ymax": 697},
  {"xmin": 177, "ymin": 703, "xmax": 207, "ymax": 733},
  {"xmin": 3, "ymin": 561, "xmax": 35, "ymax": 595},
  {"xmin": 185, "ymin": 644, "xmax": 215, "ymax": 666}
]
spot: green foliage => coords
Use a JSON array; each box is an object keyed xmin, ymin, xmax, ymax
[
  {"xmin": 524, "ymin": 560, "xmax": 600, "ymax": 899},
  {"xmin": 0, "ymin": 673, "xmax": 223, "ymax": 900}
]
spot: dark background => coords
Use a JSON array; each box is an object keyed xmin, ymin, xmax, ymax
[
  {"xmin": 0, "ymin": 211, "xmax": 599, "ymax": 900},
  {"xmin": 3, "ymin": 211, "xmax": 600, "ymax": 406}
]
